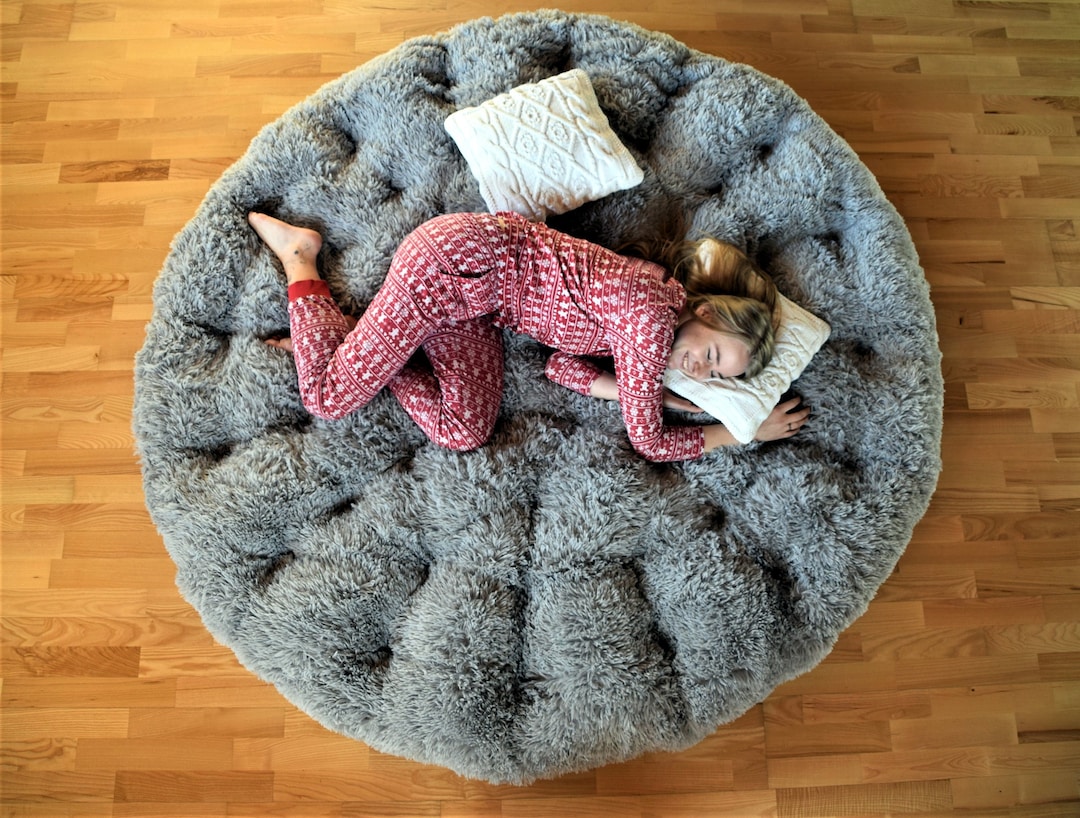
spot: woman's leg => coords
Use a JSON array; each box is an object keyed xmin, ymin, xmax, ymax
[
  {"xmin": 250, "ymin": 211, "xmax": 504, "ymax": 446},
  {"xmin": 250, "ymin": 211, "xmax": 433, "ymax": 419},
  {"xmin": 388, "ymin": 316, "xmax": 504, "ymax": 452}
]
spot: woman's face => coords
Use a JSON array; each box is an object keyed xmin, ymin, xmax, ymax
[{"xmin": 668, "ymin": 307, "xmax": 751, "ymax": 381}]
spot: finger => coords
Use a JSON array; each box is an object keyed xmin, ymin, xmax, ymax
[
  {"xmin": 782, "ymin": 411, "xmax": 810, "ymax": 436},
  {"xmin": 778, "ymin": 396, "xmax": 803, "ymax": 412},
  {"xmin": 793, "ymin": 406, "xmax": 812, "ymax": 423}
]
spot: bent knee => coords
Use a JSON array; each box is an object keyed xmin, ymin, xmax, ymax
[
  {"xmin": 301, "ymin": 392, "xmax": 369, "ymax": 422},
  {"xmin": 306, "ymin": 404, "xmax": 351, "ymax": 422},
  {"xmin": 434, "ymin": 431, "xmax": 488, "ymax": 452},
  {"xmin": 438, "ymin": 436, "xmax": 485, "ymax": 453},
  {"xmin": 430, "ymin": 415, "xmax": 496, "ymax": 452}
]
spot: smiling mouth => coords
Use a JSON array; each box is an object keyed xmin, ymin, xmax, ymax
[{"xmin": 682, "ymin": 352, "xmax": 701, "ymax": 378}]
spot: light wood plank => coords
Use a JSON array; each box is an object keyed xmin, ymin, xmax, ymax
[{"xmin": 2, "ymin": 1, "xmax": 1078, "ymax": 815}]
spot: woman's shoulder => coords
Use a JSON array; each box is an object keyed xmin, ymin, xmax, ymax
[{"xmin": 613, "ymin": 256, "xmax": 686, "ymax": 313}]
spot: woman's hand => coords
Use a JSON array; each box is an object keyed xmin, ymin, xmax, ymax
[{"xmin": 754, "ymin": 396, "xmax": 810, "ymax": 441}]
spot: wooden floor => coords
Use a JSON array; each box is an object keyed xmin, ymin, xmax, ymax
[{"xmin": 2, "ymin": 1, "xmax": 1079, "ymax": 816}]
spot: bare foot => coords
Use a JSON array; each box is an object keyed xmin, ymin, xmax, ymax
[{"xmin": 248, "ymin": 212, "xmax": 323, "ymax": 279}]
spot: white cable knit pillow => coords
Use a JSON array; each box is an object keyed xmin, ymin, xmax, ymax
[
  {"xmin": 664, "ymin": 294, "xmax": 831, "ymax": 444},
  {"xmin": 445, "ymin": 69, "xmax": 644, "ymax": 221}
]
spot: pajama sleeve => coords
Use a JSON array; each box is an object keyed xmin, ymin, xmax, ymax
[
  {"xmin": 609, "ymin": 309, "xmax": 705, "ymax": 462},
  {"xmin": 386, "ymin": 316, "xmax": 505, "ymax": 452},
  {"xmin": 545, "ymin": 351, "xmax": 603, "ymax": 395}
]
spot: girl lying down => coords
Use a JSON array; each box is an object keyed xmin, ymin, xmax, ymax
[{"xmin": 249, "ymin": 210, "xmax": 809, "ymax": 462}]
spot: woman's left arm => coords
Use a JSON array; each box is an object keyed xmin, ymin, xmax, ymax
[
  {"xmin": 587, "ymin": 371, "xmax": 618, "ymax": 401},
  {"xmin": 606, "ymin": 311, "xmax": 707, "ymax": 462},
  {"xmin": 590, "ymin": 371, "xmax": 701, "ymax": 412},
  {"xmin": 545, "ymin": 351, "xmax": 599, "ymax": 393}
]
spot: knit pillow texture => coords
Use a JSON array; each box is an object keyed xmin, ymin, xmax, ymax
[
  {"xmin": 444, "ymin": 69, "xmax": 644, "ymax": 221},
  {"xmin": 664, "ymin": 294, "xmax": 832, "ymax": 443}
]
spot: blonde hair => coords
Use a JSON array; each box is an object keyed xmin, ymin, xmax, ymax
[
  {"xmin": 623, "ymin": 229, "xmax": 779, "ymax": 379},
  {"xmin": 676, "ymin": 239, "xmax": 778, "ymax": 379}
]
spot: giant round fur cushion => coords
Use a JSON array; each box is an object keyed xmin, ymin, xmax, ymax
[{"xmin": 134, "ymin": 11, "xmax": 942, "ymax": 784}]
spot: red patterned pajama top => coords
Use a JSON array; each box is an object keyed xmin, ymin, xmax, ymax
[{"xmin": 286, "ymin": 211, "xmax": 705, "ymax": 462}]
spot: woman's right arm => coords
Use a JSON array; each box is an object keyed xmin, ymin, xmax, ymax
[
  {"xmin": 702, "ymin": 397, "xmax": 811, "ymax": 450},
  {"xmin": 702, "ymin": 424, "xmax": 737, "ymax": 450}
]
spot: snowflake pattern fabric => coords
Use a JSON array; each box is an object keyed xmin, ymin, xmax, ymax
[{"xmin": 287, "ymin": 211, "xmax": 704, "ymax": 461}]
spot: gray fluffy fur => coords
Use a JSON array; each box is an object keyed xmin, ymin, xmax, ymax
[{"xmin": 133, "ymin": 11, "xmax": 943, "ymax": 783}]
